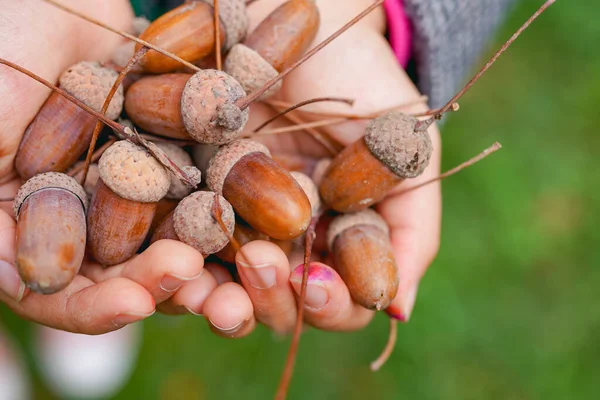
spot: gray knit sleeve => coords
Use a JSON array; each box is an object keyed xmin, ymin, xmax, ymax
[{"xmin": 403, "ymin": 0, "xmax": 517, "ymax": 108}]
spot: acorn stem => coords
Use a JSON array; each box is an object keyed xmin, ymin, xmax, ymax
[
  {"xmin": 252, "ymin": 97, "xmax": 354, "ymax": 133},
  {"xmin": 81, "ymin": 46, "xmax": 149, "ymax": 186},
  {"xmin": 275, "ymin": 216, "xmax": 318, "ymax": 400},
  {"xmin": 214, "ymin": 0, "xmax": 222, "ymax": 70},
  {"xmin": 236, "ymin": 0, "xmax": 384, "ymax": 110},
  {"xmin": 251, "ymin": 118, "xmax": 347, "ymax": 136},
  {"xmin": 370, "ymin": 318, "xmax": 398, "ymax": 371},
  {"xmin": 41, "ymin": 0, "xmax": 202, "ymax": 72}
]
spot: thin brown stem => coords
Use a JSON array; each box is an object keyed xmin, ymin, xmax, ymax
[
  {"xmin": 0, "ymin": 58, "xmax": 195, "ymax": 187},
  {"xmin": 236, "ymin": 0, "xmax": 384, "ymax": 110},
  {"xmin": 253, "ymin": 97, "xmax": 354, "ymax": 132},
  {"xmin": 42, "ymin": 0, "xmax": 202, "ymax": 72},
  {"xmin": 214, "ymin": 0, "xmax": 222, "ymax": 70},
  {"xmin": 398, "ymin": 142, "xmax": 502, "ymax": 195},
  {"xmin": 280, "ymin": 113, "xmax": 341, "ymax": 156},
  {"xmin": 412, "ymin": 102, "xmax": 460, "ymax": 118},
  {"xmin": 429, "ymin": 0, "xmax": 556, "ymax": 124},
  {"xmin": 370, "ymin": 319, "xmax": 397, "ymax": 372},
  {"xmin": 211, "ymin": 193, "xmax": 241, "ymax": 252},
  {"xmin": 264, "ymin": 95, "xmax": 428, "ymax": 120},
  {"xmin": 275, "ymin": 216, "xmax": 319, "ymax": 400},
  {"xmin": 251, "ymin": 118, "xmax": 347, "ymax": 136},
  {"xmin": 81, "ymin": 47, "xmax": 148, "ymax": 186},
  {"xmin": 68, "ymin": 138, "xmax": 116, "ymax": 178},
  {"xmin": 134, "ymin": 133, "xmax": 197, "ymax": 146}
]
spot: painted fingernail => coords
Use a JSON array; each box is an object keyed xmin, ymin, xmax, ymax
[
  {"xmin": 208, "ymin": 318, "xmax": 246, "ymax": 335},
  {"xmin": 385, "ymin": 305, "xmax": 407, "ymax": 322},
  {"xmin": 0, "ymin": 260, "xmax": 26, "ymax": 302},
  {"xmin": 238, "ymin": 260, "xmax": 276, "ymax": 289},
  {"xmin": 290, "ymin": 263, "xmax": 333, "ymax": 310},
  {"xmin": 112, "ymin": 310, "xmax": 155, "ymax": 327},
  {"xmin": 160, "ymin": 271, "xmax": 202, "ymax": 292}
]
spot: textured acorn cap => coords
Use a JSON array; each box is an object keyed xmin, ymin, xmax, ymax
[
  {"xmin": 201, "ymin": 0, "xmax": 248, "ymax": 50},
  {"xmin": 326, "ymin": 209, "xmax": 389, "ymax": 251},
  {"xmin": 98, "ymin": 140, "xmax": 170, "ymax": 202},
  {"xmin": 173, "ymin": 191, "xmax": 235, "ymax": 255},
  {"xmin": 224, "ymin": 44, "xmax": 281, "ymax": 100},
  {"xmin": 59, "ymin": 61, "xmax": 124, "ymax": 120},
  {"xmin": 311, "ymin": 158, "xmax": 331, "ymax": 187},
  {"xmin": 206, "ymin": 139, "xmax": 270, "ymax": 195},
  {"xmin": 290, "ymin": 171, "xmax": 321, "ymax": 216},
  {"xmin": 181, "ymin": 69, "xmax": 249, "ymax": 145},
  {"xmin": 14, "ymin": 172, "xmax": 88, "ymax": 218},
  {"xmin": 364, "ymin": 111, "xmax": 433, "ymax": 179}
]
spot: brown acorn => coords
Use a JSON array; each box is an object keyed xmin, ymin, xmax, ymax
[
  {"xmin": 225, "ymin": 0, "xmax": 319, "ymax": 98},
  {"xmin": 125, "ymin": 70, "xmax": 248, "ymax": 144},
  {"xmin": 327, "ymin": 209, "xmax": 398, "ymax": 310},
  {"xmin": 13, "ymin": 173, "xmax": 88, "ymax": 294},
  {"xmin": 319, "ymin": 112, "xmax": 433, "ymax": 212},
  {"xmin": 151, "ymin": 191, "xmax": 235, "ymax": 256},
  {"xmin": 137, "ymin": 0, "xmax": 247, "ymax": 73},
  {"xmin": 15, "ymin": 62, "xmax": 124, "ymax": 181},
  {"xmin": 206, "ymin": 139, "xmax": 311, "ymax": 240},
  {"xmin": 87, "ymin": 141, "xmax": 170, "ymax": 266}
]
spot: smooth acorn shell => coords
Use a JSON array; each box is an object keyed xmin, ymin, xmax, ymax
[
  {"xmin": 222, "ymin": 152, "xmax": 311, "ymax": 240},
  {"xmin": 319, "ymin": 138, "xmax": 402, "ymax": 212},
  {"xmin": 244, "ymin": 0, "xmax": 319, "ymax": 71},
  {"xmin": 87, "ymin": 179, "xmax": 157, "ymax": 266},
  {"xmin": 15, "ymin": 92, "xmax": 97, "ymax": 181},
  {"xmin": 15, "ymin": 188, "xmax": 86, "ymax": 294},
  {"xmin": 125, "ymin": 74, "xmax": 191, "ymax": 140},
  {"xmin": 137, "ymin": 2, "xmax": 225, "ymax": 73},
  {"xmin": 332, "ymin": 224, "xmax": 398, "ymax": 310}
]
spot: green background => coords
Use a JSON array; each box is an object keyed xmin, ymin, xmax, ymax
[{"xmin": 2, "ymin": 0, "xmax": 600, "ymax": 399}]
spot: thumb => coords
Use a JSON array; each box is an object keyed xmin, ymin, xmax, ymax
[{"xmin": 0, "ymin": 210, "xmax": 25, "ymax": 302}]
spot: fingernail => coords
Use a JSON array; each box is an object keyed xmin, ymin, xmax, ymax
[
  {"xmin": 238, "ymin": 260, "xmax": 276, "ymax": 289},
  {"xmin": 0, "ymin": 260, "xmax": 26, "ymax": 302},
  {"xmin": 208, "ymin": 318, "xmax": 246, "ymax": 334},
  {"xmin": 183, "ymin": 306, "xmax": 202, "ymax": 316},
  {"xmin": 385, "ymin": 305, "xmax": 407, "ymax": 322},
  {"xmin": 160, "ymin": 271, "xmax": 202, "ymax": 293},
  {"xmin": 402, "ymin": 285, "xmax": 419, "ymax": 321},
  {"xmin": 290, "ymin": 263, "xmax": 333, "ymax": 310},
  {"xmin": 112, "ymin": 310, "xmax": 155, "ymax": 327}
]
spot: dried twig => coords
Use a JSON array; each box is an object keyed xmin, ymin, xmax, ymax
[{"xmin": 370, "ymin": 319, "xmax": 397, "ymax": 371}]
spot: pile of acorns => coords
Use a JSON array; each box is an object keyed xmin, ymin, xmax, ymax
[{"xmin": 12, "ymin": 0, "xmax": 433, "ymax": 314}]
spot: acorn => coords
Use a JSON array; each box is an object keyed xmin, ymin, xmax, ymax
[
  {"xmin": 87, "ymin": 140, "xmax": 170, "ymax": 266},
  {"xmin": 319, "ymin": 112, "xmax": 433, "ymax": 212},
  {"xmin": 13, "ymin": 173, "xmax": 88, "ymax": 294},
  {"xmin": 327, "ymin": 209, "xmax": 398, "ymax": 310},
  {"xmin": 225, "ymin": 0, "xmax": 319, "ymax": 98},
  {"xmin": 15, "ymin": 62, "xmax": 124, "ymax": 181},
  {"xmin": 206, "ymin": 139, "xmax": 311, "ymax": 240},
  {"xmin": 151, "ymin": 191, "xmax": 235, "ymax": 256},
  {"xmin": 137, "ymin": 0, "xmax": 247, "ymax": 73}
]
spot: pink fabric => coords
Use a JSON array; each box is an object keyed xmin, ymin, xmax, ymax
[{"xmin": 383, "ymin": 0, "xmax": 412, "ymax": 68}]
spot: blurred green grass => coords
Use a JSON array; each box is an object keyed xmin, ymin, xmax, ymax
[{"xmin": 2, "ymin": 1, "xmax": 600, "ymax": 399}]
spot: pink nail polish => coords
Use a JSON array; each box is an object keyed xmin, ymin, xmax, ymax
[
  {"xmin": 385, "ymin": 305, "xmax": 407, "ymax": 322},
  {"xmin": 290, "ymin": 262, "xmax": 334, "ymax": 284},
  {"xmin": 290, "ymin": 262, "xmax": 333, "ymax": 309}
]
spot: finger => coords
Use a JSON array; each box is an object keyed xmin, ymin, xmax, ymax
[
  {"xmin": 236, "ymin": 240, "xmax": 297, "ymax": 334},
  {"xmin": 378, "ymin": 128, "xmax": 442, "ymax": 322},
  {"xmin": 0, "ymin": 210, "xmax": 25, "ymax": 301},
  {"xmin": 1, "ymin": 275, "xmax": 155, "ymax": 334},
  {"xmin": 289, "ymin": 262, "xmax": 374, "ymax": 331},
  {"xmin": 202, "ymin": 282, "xmax": 256, "ymax": 339},
  {"xmin": 81, "ymin": 239, "xmax": 204, "ymax": 304},
  {"xmin": 0, "ymin": 179, "xmax": 19, "ymax": 217},
  {"xmin": 157, "ymin": 268, "xmax": 219, "ymax": 316}
]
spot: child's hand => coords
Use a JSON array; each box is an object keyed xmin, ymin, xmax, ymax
[
  {"xmin": 158, "ymin": 0, "xmax": 442, "ymax": 337},
  {"xmin": 0, "ymin": 0, "xmax": 207, "ymax": 334}
]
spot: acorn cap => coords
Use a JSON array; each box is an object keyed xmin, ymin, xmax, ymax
[
  {"xmin": 206, "ymin": 139, "xmax": 270, "ymax": 195},
  {"xmin": 167, "ymin": 166, "xmax": 202, "ymax": 200},
  {"xmin": 58, "ymin": 61, "xmax": 124, "ymax": 120},
  {"xmin": 173, "ymin": 191, "xmax": 235, "ymax": 255},
  {"xmin": 181, "ymin": 69, "xmax": 249, "ymax": 145},
  {"xmin": 201, "ymin": 0, "xmax": 248, "ymax": 50},
  {"xmin": 98, "ymin": 140, "xmax": 170, "ymax": 202},
  {"xmin": 311, "ymin": 158, "xmax": 331, "ymax": 187},
  {"xmin": 364, "ymin": 112, "xmax": 433, "ymax": 179},
  {"xmin": 326, "ymin": 209, "xmax": 389, "ymax": 251},
  {"xmin": 224, "ymin": 44, "xmax": 281, "ymax": 100},
  {"xmin": 14, "ymin": 172, "xmax": 88, "ymax": 218},
  {"xmin": 290, "ymin": 171, "xmax": 321, "ymax": 216}
]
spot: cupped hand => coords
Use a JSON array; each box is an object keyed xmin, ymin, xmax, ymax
[
  {"xmin": 160, "ymin": 0, "xmax": 441, "ymax": 338},
  {"xmin": 0, "ymin": 0, "xmax": 208, "ymax": 334}
]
